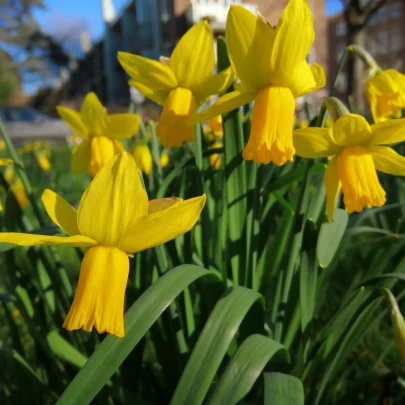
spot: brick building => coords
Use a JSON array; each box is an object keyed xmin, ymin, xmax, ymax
[
  {"xmin": 327, "ymin": 0, "xmax": 404, "ymax": 100},
  {"xmin": 62, "ymin": 0, "xmax": 327, "ymax": 108}
]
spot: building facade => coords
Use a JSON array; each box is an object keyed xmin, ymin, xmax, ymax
[
  {"xmin": 327, "ymin": 0, "xmax": 404, "ymax": 100},
  {"xmin": 63, "ymin": 0, "xmax": 327, "ymax": 108}
]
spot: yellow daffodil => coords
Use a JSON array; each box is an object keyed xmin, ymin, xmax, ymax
[
  {"xmin": 37, "ymin": 151, "xmax": 51, "ymax": 172},
  {"xmin": 0, "ymin": 159, "xmax": 14, "ymax": 211},
  {"xmin": 0, "ymin": 140, "xmax": 5, "ymax": 151},
  {"xmin": 57, "ymin": 93, "xmax": 140, "ymax": 176},
  {"xmin": 294, "ymin": 114, "xmax": 405, "ymax": 221},
  {"xmin": 118, "ymin": 22, "xmax": 235, "ymax": 148},
  {"xmin": 190, "ymin": 1, "xmax": 325, "ymax": 166},
  {"xmin": 133, "ymin": 144, "xmax": 152, "ymax": 176},
  {"xmin": 4, "ymin": 165, "xmax": 29, "ymax": 209},
  {"xmin": 203, "ymin": 115, "xmax": 223, "ymax": 143},
  {"xmin": 160, "ymin": 151, "xmax": 170, "ymax": 168},
  {"xmin": 209, "ymin": 142, "xmax": 223, "ymax": 169},
  {"xmin": 0, "ymin": 152, "xmax": 206, "ymax": 337},
  {"xmin": 365, "ymin": 69, "xmax": 405, "ymax": 123}
]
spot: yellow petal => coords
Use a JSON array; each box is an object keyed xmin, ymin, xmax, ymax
[
  {"xmin": 80, "ymin": 93, "xmax": 108, "ymax": 136},
  {"xmin": 365, "ymin": 118, "xmax": 405, "ymax": 146},
  {"xmin": 0, "ymin": 233, "xmax": 96, "ymax": 247},
  {"xmin": 107, "ymin": 114, "xmax": 140, "ymax": 139},
  {"xmin": 56, "ymin": 106, "xmax": 88, "ymax": 137},
  {"xmin": 88, "ymin": 136, "xmax": 117, "ymax": 177},
  {"xmin": 293, "ymin": 128, "xmax": 340, "ymax": 158},
  {"xmin": 118, "ymin": 195, "xmax": 206, "ymax": 253},
  {"xmin": 226, "ymin": 5, "xmax": 273, "ymax": 89},
  {"xmin": 63, "ymin": 246, "xmax": 129, "ymax": 337},
  {"xmin": 128, "ymin": 80, "xmax": 168, "ymax": 106},
  {"xmin": 332, "ymin": 114, "xmax": 372, "ymax": 147},
  {"xmin": 148, "ymin": 198, "xmax": 182, "ymax": 214},
  {"xmin": 77, "ymin": 152, "xmax": 148, "ymax": 245},
  {"xmin": 337, "ymin": 145, "xmax": 386, "ymax": 214},
  {"xmin": 160, "ymin": 151, "xmax": 170, "ymax": 168},
  {"xmin": 324, "ymin": 156, "xmax": 341, "ymax": 222},
  {"xmin": 271, "ymin": 0, "xmax": 315, "ymax": 87},
  {"xmin": 41, "ymin": 189, "xmax": 80, "ymax": 236},
  {"xmin": 369, "ymin": 146, "xmax": 405, "ymax": 176},
  {"xmin": 118, "ymin": 52, "xmax": 177, "ymax": 90},
  {"xmin": 71, "ymin": 140, "xmax": 90, "ymax": 173},
  {"xmin": 243, "ymin": 86, "xmax": 295, "ymax": 165},
  {"xmin": 189, "ymin": 89, "xmax": 257, "ymax": 125},
  {"xmin": 170, "ymin": 21, "xmax": 214, "ymax": 88},
  {"xmin": 191, "ymin": 67, "xmax": 236, "ymax": 107},
  {"xmin": 157, "ymin": 87, "xmax": 196, "ymax": 147},
  {"xmin": 289, "ymin": 62, "xmax": 325, "ymax": 98}
]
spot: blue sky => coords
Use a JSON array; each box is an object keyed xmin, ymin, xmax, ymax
[{"xmin": 34, "ymin": 0, "xmax": 343, "ymax": 42}]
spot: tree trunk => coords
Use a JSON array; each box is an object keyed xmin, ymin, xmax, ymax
[{"xmin": 347, "ymin": 26, "xmax": 366, "ymax": 112}]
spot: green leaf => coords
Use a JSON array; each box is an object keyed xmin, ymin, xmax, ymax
[
  {"xmin": 170, "ymin": 286, "xmax": 263, "ymax": 405},
  {"xmin": 46, "ymin": 330, "xmax": 88, "ymax": 369},
  {"xmin": 208, "ymin": 335, "xmax": 288, "ymax": 405},
  {"xmin": 56, "ymin": 265, "xmax": 222, "ymax": 405},
  {"xmin": 316, "ymin": 208, "xmax": 348, "ymax": 268},
  {"xmin": 264, "ymin": 372, "xmax": 304, "ymax": 405}
]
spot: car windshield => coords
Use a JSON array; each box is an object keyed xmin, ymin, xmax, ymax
[{"xmin": 0, "ymin": 107, "xmax": 51, "ymax": 123}]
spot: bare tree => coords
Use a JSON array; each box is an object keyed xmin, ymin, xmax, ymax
[{"xmin": 342, "ymin": 0, "xmax": 388, "ymax": 110}]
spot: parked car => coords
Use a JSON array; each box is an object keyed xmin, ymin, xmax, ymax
[{"xmin": 0, "ymin": 106, "xmax": 72, "ymax": 146}]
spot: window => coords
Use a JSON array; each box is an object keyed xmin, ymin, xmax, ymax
[
  {"xmin": 336, "ymin": 43, "xmax": 345, "ymax": 62},
  {"xmin": 391, "ymin": 1, "xmax": 402, "ymax": 18},
  {"xmin": 369, "ymin": 13, "xmax": 378, "ymax": 26},
  {"xmin": 335, "ymin": 21, "xmax": 346, "ymax": 36},
  {"xmin": 377, "ymin": 31, "xmax": 389, "ymax": 54},
  {"xmin": 366, "ymin": 37, "xmax": 377, "ymax": 55},
  {"xmin": 378, "ymin": 6, "xmax": 389, "ymax": 22},
  {"xmin": 390, "ymin": 27, "xmax": 402, "ymax": 51}
]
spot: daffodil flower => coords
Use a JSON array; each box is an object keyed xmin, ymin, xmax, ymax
[
  {"xmin": 365, "ymin": 69, "xmax": 405, "ymax": 123},
  {"xmin": 133, "ymin": 143, "xmax": 153, "ymax": 176},
  {"xmin": 0, "ymin": 158, "xmax": 15, "ymax": 211},
  {"xmin": 160, "ymin": 151, "xmax": 170, "ymax": 168},
  {"xmin": 294, "ymin": 114, "xmax": 405, "ymax": 221},
  {"xmin": 0, "ymin": 152, "xmax": 206, "ymax": 337},
  {"xmin": 209, "ymin": 141, "xmax": 223, "ymax": 169},
  {"xmin": 118, "ymin": 21, "xmax": 235, "ymax": 148},
  {"xmin": 190, "ymin": 1, "xmax": 325, "ymax": 166},
  {"xmin": 57, "ymin": 93, "xmax": 140, "ymax": 176},
  {"xmin": 3, "ymin": 165, "xmax": 29, "ymax": 209}
]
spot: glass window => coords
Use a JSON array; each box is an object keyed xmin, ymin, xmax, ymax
[
  {"xmin": 377, "ymin": 31, "xmax": 389, "ymax": 54},
  {"xmin": 336, "ymin": 43, "xmax": 345, "ymax": 62},
  {"xmin": 378, "ymin": 6, "xmax": 389, "ymax": 22},
  {"xmin": 369, "ymin": 13, "xmax": 378, "ymax": 26},
  {"xmin": 335, "ymin": 21, "xmax": 346, "ymax": 36},
  {"xmin": 391, "ymin": 27, "xmax": 402, "ymax": 51},
  {"xmin": 391, "ymin": 1, "xmax": 402, "ymax": 17}
]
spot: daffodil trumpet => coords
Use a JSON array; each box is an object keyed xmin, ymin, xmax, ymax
[
  {"xmin": 57, "ymin": 93, "xmax": 140, "ymax": 176},
  {"xmin": 118, "ymin": 21, "xmax": 235, "ymax": 147},
  {"xmin": 294, "ymin": 113, "xmax": 405, "ymax": 221},
  {"xmin": 0, "ymin": 152, "xmax": 206, "ymax": 337},
  {"xmin": 189, "ymin": 0, "xmax": 325, "ymax": 166}
]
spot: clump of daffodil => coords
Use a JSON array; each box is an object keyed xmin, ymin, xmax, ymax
[
  {"xmin": 0, "ymin": 152, "xmax": 206, "ymax": 337},
  {"xmin": 294, "ymin": 112, "xmax": 405, "ymax": 221},
  {"xmin": 133, "ymin": 143, "xmax": 152, "ymax": 176},
  {"xmin": 160, "ymin": 151, "xmax": 170, "ymax": 168},
  {"xmin": 57, "ymin": 93, "xmax": 140, "ymax": 176},
  {"xmin": 36, "ymin": 150, "xmax": 51, "ymax": 172},
  {"xmin": 190, "ymin": 0, "xmax": 325, "ymax": 165},
  {"xmin": 381, "ymin": 288, "xmax": 405, "ymax": 364},
  {"xmin": 118, "ymin": 22, "xmax": 235, "ymax": 148},
  {"xmin": 4, "ymin": 166, "xmax": 29, "ymax": 209}
]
